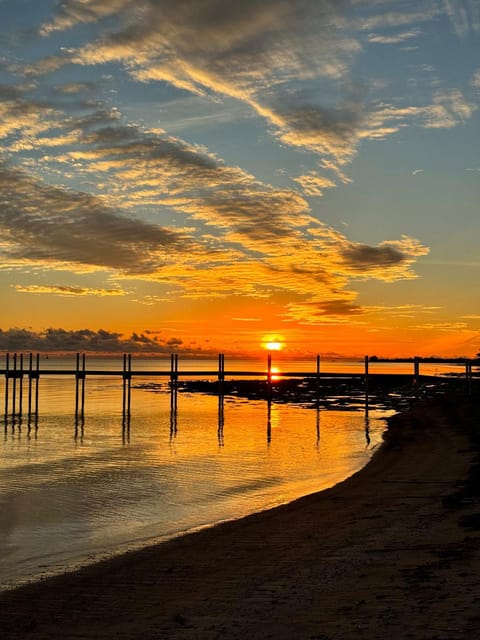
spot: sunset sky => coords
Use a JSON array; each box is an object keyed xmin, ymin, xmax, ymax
[{"xmin": 0, "ymin": 0, "xmax": 479, "ymax": 358}]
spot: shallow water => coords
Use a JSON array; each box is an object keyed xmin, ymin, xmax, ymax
[{"xmin": 0, "ymin": 370, "xmax": 391, "ymax": 591}]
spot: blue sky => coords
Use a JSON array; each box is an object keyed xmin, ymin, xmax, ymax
[{"xmin": 0, "ymin": 0, "xmax": 479, "ymax": 357}]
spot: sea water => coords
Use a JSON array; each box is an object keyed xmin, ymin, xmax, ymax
[{"xmin": 0, "ymin": 356, "xmax": 407, "ymax": 590}]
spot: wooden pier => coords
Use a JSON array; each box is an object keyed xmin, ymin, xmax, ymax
[{"xmin": 0, "ymin": 353, "xmax": 476, "ymax": 423}]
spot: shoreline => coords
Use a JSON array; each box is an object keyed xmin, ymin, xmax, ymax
[{"xmin": 1, "ymin": 394, "xmax": 479, "ymax": 639}]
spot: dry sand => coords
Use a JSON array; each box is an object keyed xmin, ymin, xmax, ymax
[{"xmin": 1, "ymin": 394, "xmax": 479, "ymax": 639}]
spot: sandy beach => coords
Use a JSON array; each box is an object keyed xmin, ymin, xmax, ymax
[{"xmin": 1, "ymin": 394, "xmax": 479, "ymax": 639}]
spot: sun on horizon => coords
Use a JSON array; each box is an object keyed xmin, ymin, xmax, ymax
[{"xmin": 264, "ymin": 339, "xmax": 284, "ymax": 352}]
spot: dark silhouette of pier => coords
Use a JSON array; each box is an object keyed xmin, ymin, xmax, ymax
[{"xmin": 1, "ymin": 352, "xmax": 477, "ymax": 424}]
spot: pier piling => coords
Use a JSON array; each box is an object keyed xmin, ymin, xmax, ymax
[
  {"xmin": 4, "ymin": 353, "xmax": 9, "ymax": 419},
  {"xmin": 316, "ymin": 354, "xmax": 321, "ymax": 406},
  {"xmin": 466, "ymin": 360, "xmax": 472, "ymax": 396},
  {"xmin": 267, "ymin": 353, "xmax": 272, "ymax": 402},
  {"xmin": 34, "ymin": 354, "xmax": 39, "ymax": 417},
  {"xmin": 121, "ymin": 353, "xmax": 132, "ymax": 432},
  {"xmin": 170, "ymin": 353, "xmax": 178, "ymax": 416},
  {"xmin": 81, "ymin": 354, "xmax": 86, "ymax": 417},
  {"xmin": 75, "ymin": 353, "xmax": 86, "ymax": 421},
  {"xmin": 364, "ymin": 355, "xmax": 369, "ymax": 412},
  {"xmin": 122, "ymin": 354, "xmax": 127, "ymax": 417},
  {"xmin": 12, "ymin": 353, "xmax": 17, "ymax": 420},
  {"xmin": 19, "ymin": 353, "xmax": 24, "ymax": 419},
  {"xmin": 414, "ymin": 357, "xmax": 420, "ymax": 398},
  {"xmin": 127, "ymin": 354, "xmax": 132, "ymax": 416},
  {"xmin": 28, "ymin": 353, "xmax": 33, "ymax": 420},
  {"xmin": 75, "ymin": 353, "xmax": 80, "ymax": 418},
  {"xmin": 218, "ymin": 353, "xmax": 225, "ymax": 397}
]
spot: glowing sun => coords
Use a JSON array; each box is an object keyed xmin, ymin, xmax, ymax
[{"xmin": 264, "ymin": 339, "xmax": 283, "ymax": 351}]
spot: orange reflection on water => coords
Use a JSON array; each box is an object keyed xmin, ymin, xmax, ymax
[
  {"xmin": 270, "ymin": 366, "xmax": 281, "ymax": 381},
  {"xmin": 265, "ymin": 365, "xmax": 281, "ymax": 381}
]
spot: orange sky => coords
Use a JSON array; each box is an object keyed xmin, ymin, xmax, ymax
[{"xmin": 0, "ymin": 1, "xmax": 479, "ymax": 358}]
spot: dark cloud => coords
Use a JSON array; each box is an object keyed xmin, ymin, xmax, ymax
[
  {"xmin": 274, "ymin": 98, "xmax": 365, "ymax": 159},
  {"xmin": 69, "ymin": 108, "xmax": 122, "ymax": 130},
  {"xmin": 53, "ymin": 81, "xmax": 98, "ymax": 94},
  {"xmin": 0, "ymin": 327, "xmax": 167, "ymax": 353},
  {"xmin": 289, "ymin": 298, "xmax": 362, "ymax": 317},
  {"xmin": 341, "ymin": 243, "xmax": 406, "ymax": 269},
  {"xmin": 187, "ymin": 188, "xmax": 311, "ymax": 239},
  {"xmin": 0, "ymin": 85, "xmax": 56, "ymax": 133},
  {"xmin": 0, "ymin": 327, "xmax": 204, "ymax": 354},
  {"xmin": 0, "ymin": 163, "xmax": 193, "ymax": 274},
  {"xmin": 316, "ymin": 299, "xmax": 363, "ymax": 315},
  {"xmin": 0, "ymin": 83, "xmax": 31, "ymax": 100},
  {"xmin": 83, "ymin": 124, "xmax": 220, "ymax": 172}
]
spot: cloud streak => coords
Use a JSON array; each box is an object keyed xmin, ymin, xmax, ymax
[
  {"xmin": 367, "ymin": 28, "xmax": 422, "ymax": 44},
  {"xmin": 13, "ymin": 284, "xmax": 126, "ymax": 296}
]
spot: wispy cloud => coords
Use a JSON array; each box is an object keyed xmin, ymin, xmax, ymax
[
  {"xmin": 416, "ymin": 321, "xmax": 469, "ymax": 331},
  {"xmin": 362, "ymin": 89, "xmax": 477, "ymax": 138},
  {"xmin": 471, "ymin": 69, "xmax": 480, "ymax": 87},
  {"xmin": 13, "ymin": 284, "xmax": 126, "ymax": 296},
  {"xmin": 39, "ymin": 0, "xmax": 133, "ymax": 36},
  {"xmin": 354, "ymin": 5, "xmax": 441, "ymax": 31},
  {"xmin": 363, "ymin": 304, "xmax": 441, "ymax": 318},
  {"xmin": 442, "ymin": 0, "xmax": 480, "ymax": 37},
  {"xmin": 25, "ymin": 0, "xmax": 477, "ymax": 179},
  {"xmin": 31, "ymin": 1, "xmax": 364, "ymax": 170},
  {"xmin": 368, "ymin": 28, "xmax": 422, "ymax": 44},
  {"xmin": 293, "ymin": 172, "xmax": 337, "ymax": 196}
]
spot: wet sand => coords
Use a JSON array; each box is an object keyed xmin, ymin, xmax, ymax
[{"xmin": 1, "ymin": 394, "xmax": 479, "ymax": 639}]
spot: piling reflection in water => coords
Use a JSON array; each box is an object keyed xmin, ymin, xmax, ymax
[
  {"xmin": 74, "ymin": 417, "xmax": 84, "ymax": 443},
  {"xmin": 122, "ymin": 416, "xmax": 130, "ymax": 445},
  {"xmin": 364, "ymin": 414, "xmax": 371, "ymax": 447},
  {"xmin": 217, "ymin": 394, "xmax": 224, "ymax": 447},
  {"xmin": 2, "ymin": 380, "xmax": 376, "ymax": 449},
  {"xmin": 3, "ymin": 353, "xmax": 40, "ymax": 427}
]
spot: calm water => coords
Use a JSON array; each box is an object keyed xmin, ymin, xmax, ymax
[{"xmin": 0, "ymin": 358, "xmax": 399, "ymax": 591}]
